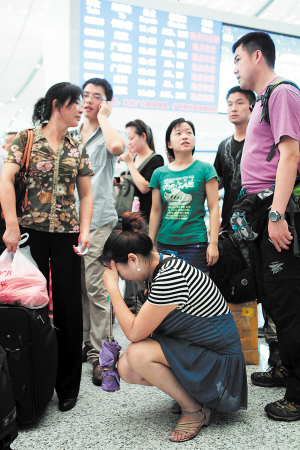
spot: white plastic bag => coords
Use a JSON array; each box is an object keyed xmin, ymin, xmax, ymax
[{"xmin": 0, "ymin": 233, "xmax": 49, "ymax": 309}]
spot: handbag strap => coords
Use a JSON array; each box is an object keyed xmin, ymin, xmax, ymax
[
  {"xmin": 22, "ymin": 129, "xmax": 33, "ymax": 208},
  {"xmin": 21, "ymin": 129, "xmax": 33, "ymax": 171}
]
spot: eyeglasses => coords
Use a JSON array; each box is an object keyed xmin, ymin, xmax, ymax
[{"xmin": 82, "ymin": 93, "xmax": 107, "ymax": 102}]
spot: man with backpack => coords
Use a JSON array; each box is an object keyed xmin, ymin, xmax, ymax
[
  {"xmin": 233, "ymin": 31, "xmax": 300, "ymax": 421},
  {"xmin": 214, "ymin": 86, "xmax": 279, "ymax": 366}
]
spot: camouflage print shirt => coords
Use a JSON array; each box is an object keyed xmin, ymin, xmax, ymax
[{"xmin": 6, "ymin": 124, "xmax": 94, "ymax": 233}]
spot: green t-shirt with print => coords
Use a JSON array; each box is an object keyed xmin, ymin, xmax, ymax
[{"xmin": 149, "ymin": 160, "xmax": 218, "ymax": 245}]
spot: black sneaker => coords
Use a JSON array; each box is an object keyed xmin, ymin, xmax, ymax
[
  {"xmin": 251, "ymin": 365, "xmax": 291, "ymax": 387},
  {"xmin": 268, "ymin": 340, "xmax": 280, "ymax": 366},
  {"xmin": 265, "ymin": 398, "xmax": 300, "ymax": 421}
]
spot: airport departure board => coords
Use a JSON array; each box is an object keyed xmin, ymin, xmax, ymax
[{"xmin": 79, "ymin": 0, "xmax": 222, "ymax": 112}]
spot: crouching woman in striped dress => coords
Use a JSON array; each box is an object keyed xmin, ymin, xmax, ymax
[{"xmin": 100, "ymin": 212, "xmax": 247, "ymax": 443}]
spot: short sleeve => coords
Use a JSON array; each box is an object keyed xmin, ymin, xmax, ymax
[
  {"xmin": 118, "ymin": 129, "xmax": 129, "ymax": 152},
  {"xmin": 147, "ymin": 267, "xmax": 189, "ymax": 307},
  {"xmin": 269, "ymin": 85, "xmax": 300, "ymax": 146},
  {"xmin": 204, "ymin": 162, "xmax": 219, "ymax": 184},
  {"xmin": 6, "ymin": 129, "xmax": 29, "ymax": 166},
  {"xmin": 214, "ymin": 144, "xmax": 223, "ymax": 177},
  {"xmin": 142, "ymin": 155, "xmax": 164, "ymax": 182},
  {"xmin": 149, "ymin": 167, "xmax": 161, "ymax": 189},
  {"xmin": 78, "ymin": 143, "xmax": 94, "ymax": 176}
]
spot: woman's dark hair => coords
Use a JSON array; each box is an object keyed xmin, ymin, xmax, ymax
[
  {"xmin": 99, "ymin": 212, "xmax": 153, "ymax": 266},
  {"xmin": 32, "ymin": 82, "xmax": 82, "ymax": 125},
  {"xmin": 125, "ymin": 119, "xmax": 155, "ymax": 152},
  {"xmin": 82, "ymin": 77, "xmax": 113, "ymax": 101},
  {"xmin": 165, "ymin": 118, "xmax": 195, "ymax": 159},
  {"xmin": 232, "ymin": 31, "xmax": 275, "ymax": 69}
]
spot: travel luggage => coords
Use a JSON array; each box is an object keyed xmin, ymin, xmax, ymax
[
  {"xmin": 0, "ymin": 343, "xmax": 18, "ymax": 449},
  {"xmin": 0, "ymin": 304, "xmax": 58, "ymax": 424}
]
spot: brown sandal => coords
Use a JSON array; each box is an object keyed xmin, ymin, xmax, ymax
[{"xmin": 168, "ymin": 405, "xmax": 211, "ymax": 442}]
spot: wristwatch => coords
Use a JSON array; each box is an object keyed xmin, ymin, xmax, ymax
[{"xmin": 268, "ymin": 210, "xmax": 285, "ymax": 222}]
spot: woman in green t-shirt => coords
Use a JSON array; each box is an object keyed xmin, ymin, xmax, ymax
[{"xmin": 149, "ymin": 118, "xmax": 219, "ymax": 274}]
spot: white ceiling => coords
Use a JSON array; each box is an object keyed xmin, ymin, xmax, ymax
[
  {"xmin": 178, "ymin": 0, "xmax": 300, "ymax": 24},
  {"xmin": 1, "ymin": 0, "xmax": 300, "ymax": 141}
]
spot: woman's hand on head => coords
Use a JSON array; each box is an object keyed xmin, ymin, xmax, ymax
[
  {"xmin": 103, "ymin": 260, "xmax": 120, "ymax": 288},
  {"xmin": 206, "ymin": 243, "xmax": 219, "ymax": 267}
]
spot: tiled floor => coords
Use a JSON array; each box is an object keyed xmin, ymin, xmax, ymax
[{"xmin": 10, "ymin": 321, "xmax": 299, "ymax": 450}]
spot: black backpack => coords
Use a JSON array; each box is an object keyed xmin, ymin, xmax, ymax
[
  {"xmin": 210, "ymin": 231, "xmax": 257, "ymax": 304},
  {"xmin": 0, "ymin": 343, "xmax": 18, "ymax": 450}
]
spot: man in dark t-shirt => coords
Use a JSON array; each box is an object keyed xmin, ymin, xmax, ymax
[{"xmin": 214, "ymin": 86, "xmax": 256, "ymax": 230}]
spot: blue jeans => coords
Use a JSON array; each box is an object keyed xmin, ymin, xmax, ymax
[{"xmin": 157, "ymin": 242, "xmax": 208, "ymax": 272}]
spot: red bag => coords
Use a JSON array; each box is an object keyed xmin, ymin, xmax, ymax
[{"xmin": 0, "ymin": 234, "xmax": 49, "ymax": 309}]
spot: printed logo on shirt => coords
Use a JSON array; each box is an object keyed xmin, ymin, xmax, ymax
[
  {"xmin": 269, "ymin": 261, "xmax": 284, "ymax": 274},
  {"xmin": 163, "ymin": 176, "xmax": 194, "ymax": 220},
  {"xmin": 224, "ymin": 138, "xmax": 242, "ymax": 189}
]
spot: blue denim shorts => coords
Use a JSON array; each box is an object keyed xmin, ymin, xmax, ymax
[{"xmin": 157, "ymin": 242, "xmax": 208, "ymax": 272}]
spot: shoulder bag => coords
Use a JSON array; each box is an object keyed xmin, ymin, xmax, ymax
[
  {"xmin": 115, "ymin": 152, "xmax": 157, "ymax": 218},
  {"xmin": 0, "ymin": 129, "xmax": 33, "ymax": 220}
]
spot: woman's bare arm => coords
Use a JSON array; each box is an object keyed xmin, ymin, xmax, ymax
[{"xmin": 0, "ymin": 163, "xmax": 22, "ymax": 252}]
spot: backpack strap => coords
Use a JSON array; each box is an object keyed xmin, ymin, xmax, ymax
[
  {"xmin": 266, "ymin": 143, "xmax": 276, "ymax": 162},
  {"xmin": 258, "ymin": 79, "xmax": 300, "ymax": 126},
  {"xmin": 256, "ymin": 79, "xmax": 300, "ymax": 163}
]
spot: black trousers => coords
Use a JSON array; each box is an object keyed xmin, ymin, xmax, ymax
[
  {"xmin": 21, "ymin": 227, "xmax": 82, "ymax": 400},
  {"xmin": 255, "ymin": 224, "xmax": 300, "ymax": 403}
]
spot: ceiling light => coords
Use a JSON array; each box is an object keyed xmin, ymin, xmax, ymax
[
  {"xmin": 11, "ymin": 97, "xmax": 16, "ymax": 102},
  {"xmin": 19, "ymin": 108, "xmax": 23, "ymax": 112},
  {"xmin": 36, "ymin": 64, "xmax": 41, "ymax": 69},
  {"xmin": 0, "ymin": 103, "xmax": 4, "ymax": 107},
  {"xmin": 12, "ymin": 117, "xmax": 16, "ymax": 121}
]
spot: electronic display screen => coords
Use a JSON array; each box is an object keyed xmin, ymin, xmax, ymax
[
  {"xmin": 79, "ymin": 0, "xmax": 222, "ymax": 112},
  {"xmin": 218, "ymin": 24, "xmax": 300, "ymax": 112}
]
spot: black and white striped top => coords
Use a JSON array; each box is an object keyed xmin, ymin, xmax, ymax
[{"xmin": 148, "ymin": 257, "xmax": 230, "ymax": 317}]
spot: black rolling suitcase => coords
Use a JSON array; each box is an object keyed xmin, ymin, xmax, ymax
[
  {"xmin": 0, "ymin": 343, "xmax": 18, "ymax": 449},
  {"xmin": 0, "ymin": 304, "xmax": 58, "ymax": 424}
]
